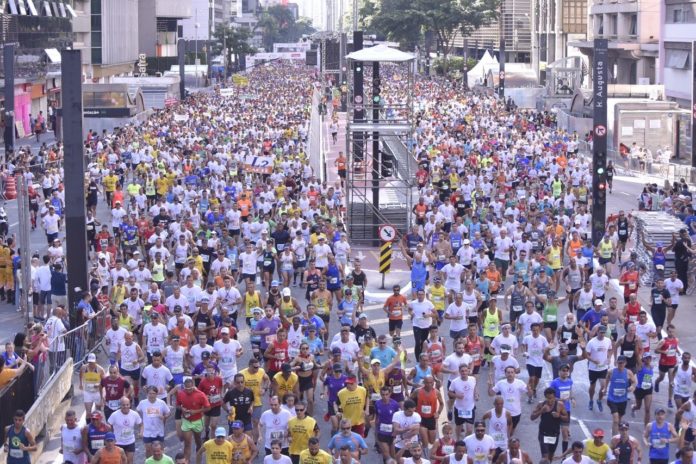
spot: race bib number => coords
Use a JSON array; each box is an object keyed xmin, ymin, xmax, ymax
[
  {"xmin": 613, "ymin": 388, "xmax": 626, "ymax": 397},
  {"xmin": 197, "ymin": 322, "xmax": 207, "ymax": 331},
  {"xmin": 392, "ymin": 385, "xmax": 402, "ymax": 394},
  {"xmin": 421, "ymin": 405, "xmax": 432, "ymax": 414},
  {"xmin": 458, "ymin": 409, "xmax": 473, "ymax": 419},
  {"xmin": 9, "ymin": 449, "xmax": 23, "ymax": 458},
  {"xmin": 546, "ymin": 314, "xmax": 557, "ymax": 322},
  {"xmin": 108, "ymin": 400, "xmax": 120, "ymax": 410},
  {"xmin": 512, "ymin": 305, "xmax": 522, "ymax": 313},
  {"xmin": 380, "ymin": 423, "xmax": 393, "ymax": 433},
  {"xmin": 371, "ymin": 393, "xmax": 381, "ymax": 402},
  {"xmin": 543, "ymin": 436, "xmax": 557, "ymax": 445},
  {"xmin": 270, "ymin": 431, "xmax": 285, "ymax": 440},
  {"xmin": 91, "ymin": 439, "xmax": 104, "ymax": 450},
  {"xmin": 209, "ymin": 394, "xmax": 221, "ymax": 403},
  {"xmin": 560, "ymin": 390, "xmax": 570, "ymax": 400},
  {"xmin": 623, "ymin": 351, "xmax": 634, "ymax": 358}
]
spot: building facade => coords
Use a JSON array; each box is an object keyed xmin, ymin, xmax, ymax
[
  {"xmin": 660, "ymin": 0, "xmax": 696, "ymax": 106},
  {"xmin": 532, "ymin": 0, "xmax": 587, "ymax": 79},
  {"xmin": 570, "ymin": 0, "xmax": 659, "ymax": 84},
  {"xmin": 138, "ymin": 0, "xmax": 191, "ymax": 60}
]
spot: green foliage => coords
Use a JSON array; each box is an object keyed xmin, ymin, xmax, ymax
[
  {"xmin": 364, "ymin": 0, "xmax": 499, "ymax": 69},
  {"xmin": 212, "ymin": 25, "xmax": 257, "ymax": 72},
  {"xmin": 256, "ymin": 5, "xmax": 316, "ymax": 51}
]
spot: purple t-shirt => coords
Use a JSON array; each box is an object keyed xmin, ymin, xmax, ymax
[
  {"xmin": 375, "ymin": 399, "xmax": 400, "ymax": 436},
  {"xmin": 255, "ymin": 317, "xmax": 281, "ymax": 349},
  {"xmin": 324, "ymin": 374, "xmax": 347, "ymax": 403}
]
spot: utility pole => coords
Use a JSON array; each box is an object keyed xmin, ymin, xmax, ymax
[
  {"xmin": 178, "ymin": 38, "xmax": 186, "ymax": 100},
  {"xmin": 4, "ymin": 44, "xmax": 15, "ymax": 159},
  {"xmin": 592, "ymin": 38, "xmax": 609, "ymax": 244},
  {"xmin": 16, "ymin": 175, "xmax": 31, "ymax": 322},
  {"xmin": 61, "ymin": 50, "xmax": 89, "ymax": 312}
]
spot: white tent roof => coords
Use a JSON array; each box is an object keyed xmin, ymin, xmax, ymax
[
  {"xmin": 468, "ymin": 50, "xmax": 499, "ymax": 88},
  {"xmin": 346, "ymin": 44, "xmax": 415, "ymax": 62}
]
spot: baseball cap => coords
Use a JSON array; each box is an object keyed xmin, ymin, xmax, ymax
[
  {"xmin": 221, "ymin": 327, "xmax": 230, "ymax": 335},
  {"xmin": 332, "ymin": 363, "xmax": 343, "ymax": 371},
  {"xmin": 87, "ymin": 353, "xmax": 97, "ymax": 363},
  {"xmin": 358, "ymin": 313, "xmax": 368, "ymax": 319},
  {"xmin": 500, "ymin": 344, "xmax": 512, "ymax": 354},
  {"xmin": 619, "ymin": 422, "xmax": 629, "ymax": 430},
  {"xmin": 656, "ymin": 407, "xmax": 667, "ymax": 414},
  {"xmin": 597, "ymin": 325, "xmax": 607, "ymax": 333},
  {"xmin": 617, "ymin": 355, "xmax": 627, "ymax": 363},
  {"xmin": 332, "ymin": 347, "xmax": 342, "ymax": 355},
  {"xmin": 201, "ymin": 352, "xmax": 211, "ymax": 359},
  {"xmin": 215, "ymin": 426, "xmax": 227, "ymax": 437},
  {"xmin": 370, "ymin": 359, "xmax": 381, "ymax": 365},
  {"xmin": 643, "ymin": 352, "xmax": 652, "ymax": 358},
  {"xmin": 282, "ymin": 288, "xmax": 292, "ymax": 297},
  {"xmin": 592, "ymin": 428, "xmax": 604, "ymax": 438},
  {"xmin": 105, "ymin": 432, "xmax": 116, "ymax": 441},
  {"xmin": 271, "ymin": 280, "xmax": 279, "ymax": 287},
  {"xmin": 345, "ymin": 376, "xmax": 357, "ymax": 384},
  {"xmin": 594, "ymin": 299, "xmax": 603, "ymax": 306},
  {"xmin": 463, "ymin": 239, "xmax": 470, "ymax": 244},
  {"xmin": 231, "ymin": 421, "xmax": 244, "ymax": 429},
  {"xmin": 91, "ymin": 410, "xmax": 102, "ymax": 419}
]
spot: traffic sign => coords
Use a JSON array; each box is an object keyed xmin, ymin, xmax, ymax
[
  {"xmin": 379, "ymin": 225, "xmax": 396, "ymax": 242},
  {"xmin": 379, "ymin": 242, "xmax": 392, "ymax": 274},
  {"xmin": 594, "ymin": 124, "xmax": 606, "ymax": 137}
]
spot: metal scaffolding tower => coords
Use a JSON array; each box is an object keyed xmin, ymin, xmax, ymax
[{"xmin": 345, "ymin": 45, "xmax": 416, "ymax": 246}]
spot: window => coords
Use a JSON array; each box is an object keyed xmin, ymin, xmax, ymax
[
  {"xmin": 609, "ymin": 14, "xmax": 618, "ymax": 35},
  {"xmin": 673, "ymin": 8, "xmax": 686, "ymax": 23},
  {"xmin": 597, "ymin": 15, "xmax": 604, "ymax": 35},
  {"xmin": 629, "ymin": 13, "xmax": 637, "ymax": 35},
  {"xmin": 665, "ymin": 49, "xmax": 690, "ymax": 69}
]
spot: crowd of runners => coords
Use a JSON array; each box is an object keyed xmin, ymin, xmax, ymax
[{"xmin": 1, "ymin": 59, "xmax": 696, "ymax": 464}]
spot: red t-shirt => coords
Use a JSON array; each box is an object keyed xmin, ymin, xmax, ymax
[
  {"xmin": 176, "ymin": 388, "xmax": 211, "ymax": 422},
  {"xmin": 198, "ymin": 376, "xmax": 224, "ymax": 407}
]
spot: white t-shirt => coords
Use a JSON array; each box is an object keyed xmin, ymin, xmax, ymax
[
  {"xmin": 260, "ymin": 409, "xmax": 292, "ymax": 449},
  {"xmin": 636, "ymin": 321, "xmax": 657, "ymax": 349},
  {"xmin": 665, "ymin": 278, "xmax": 684, "ymax": 305},
  {"xmin": 522, "ymin": 334, "xmax": 549, "ymax": 367},
  {"xmin": 491, "ymin": 355, "xmax": 520, "ymax": 382},
  {"xmin": 105, "ymin": 327, "xmax": 127, "ymax": 354},
  {"xmin": 143, "ymin": 323, "xmax": 169, "ymax": 354},
  {"xmin": 136, "ymin": 398, "xmax": 170, "ymax": 438},
  {"xmin": 445, "ymin": 302, "xmax": 468, "ymax": 333},
  {"xmin": 492, "ymin": 379, "xmax": 527, "ymax": 416},
  {"xmin": 442, "ymin": 352, "xmax": 473, "ymax": 384},
  {"xmin": 214, "ymin": 339, "xmax": 242, "ymax": 376},
  {"xmin": 141, "ymin": 365, "xmax": 174, "ymax": 399},
  {"xmin": 107, "ymin": 410, "xmax": 142, "ymax": 446},
  {"xmin": 263, "ymin": 455, "xmax": 293, "ymax": 464},
  {"xmin": 448, "ymin": 375, "xmax": 476, "ymax": 413},
  {"xmin": 464, "ymin": 433, "xmax": 496, "ymax": 464},
  {"xmin": 188, "ymin": 343, "xmax": 214, "ymax": 366},
  {"xmin": 392, "ymin": 410, "xmax": 422, "ymax": 449},
  {"xmin": 585, "ymin": 336, "xmax": 612, "ymax": 371},
  {"xmin": 494, "ymin": 236, "xmax": 513, "ymax": 261},
  {"xmin": 561, "ymin": 457, "xmax": 596, "ymax": 464},
  {"xmin": 410, "ymin": 299, "xmax": 435, "ymax": 329},
  {"xmin": 518, "ymin": 311, "xmax": 543, "ymax": 337}
]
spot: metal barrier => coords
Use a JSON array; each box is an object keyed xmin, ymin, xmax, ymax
[{"xmin": 45, "ymin": 308, "xmax": 109, "ymax": 380}]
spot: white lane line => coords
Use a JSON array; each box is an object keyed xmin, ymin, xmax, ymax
[{"xmin": 575, "ymin": 418, "xmax": 592, "ymax": 439}]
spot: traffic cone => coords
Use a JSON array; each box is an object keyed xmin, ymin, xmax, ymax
[{"xmin": 4, "ymin": 175, "xmax": 16, "ymax": 200}]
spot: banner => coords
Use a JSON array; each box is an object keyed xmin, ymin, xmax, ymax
[
  {"xmin": 243, "ymin": 154, "xmax": 274, "ymax": 174},
  {"xmin": 232, "ymin": 75, "xmax": 249, "ymax": 87}
]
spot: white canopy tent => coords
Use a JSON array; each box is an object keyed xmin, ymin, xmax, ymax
[
  {"xmin": 468, "ymin": 50, "xmax": 500, "ymax": 88},
  {"xmin": 345, "ymin": 43, "xmax": 415, "ymax": 62}
]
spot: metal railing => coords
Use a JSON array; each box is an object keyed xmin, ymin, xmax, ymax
[{"xmin": 41, "ymin": 308, "xmax": 109, "ymax": 392}]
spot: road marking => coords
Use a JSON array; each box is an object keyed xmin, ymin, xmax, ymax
[{"xmin": 575, "ymin": 418, "xmax": 592, "ymax": 439}]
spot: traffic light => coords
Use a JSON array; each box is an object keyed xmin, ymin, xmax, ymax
[
  {"xmin": 355, "ymin": 62, "xmax": 362, "ymax": 73},
  {"xmin": 373, "ymin": 77, "xmax": 381, "ymax": 105},
  {"xmin": 593, "ymin": 151, "xmax": 607, "ymax": 207},
  {"xmin": 380, "ymin": 150, "xmax": 394, "ymax": 178}
]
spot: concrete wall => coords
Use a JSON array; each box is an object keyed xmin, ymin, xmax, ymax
[
  {"xmin": 102, "ymin": 0, "xmax": 140, "ymax": 66},
  {"xmin": 556, "ymin": 109, "xmax": 593, "ymax": 137},
  {"xmin": 138, "ymin": 0, "xmax": 157, "ymax": 57}
]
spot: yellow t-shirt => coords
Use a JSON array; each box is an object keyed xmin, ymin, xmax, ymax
[
  {"xmin": 273, "ymin": 372, "xmax": 298, "ymax": 397},
  {"xmin": 240, "ymin": 367, "xmax": 266, "ymax": 407},
  {"xmin": 288, "ymin": 416, "xmax": 317, "ymax": 455},
  {"xmin": 299, "ymin": 449, "xmax": 333, "ymax": 464},
  {"xmin": 584, "ymin": 439, "xmax": 611, "ymax": 462},
  {"xmin": 0, "ymin": 368, "xmax": 17, "ymax": 388},
  {"xmin": 103, "ymin": 175, "xmax": 118, "ymax": 192},
  {"xmin": 202, "ymin": 439, "xmax": 233, "ymax": 464},
  {"xmin": 337, "ymin": 386, "xmax": 367, "ymax": 426},
  {"xmin": 428, "ymin": 285, "xmax": 446, "ymax": 312}
]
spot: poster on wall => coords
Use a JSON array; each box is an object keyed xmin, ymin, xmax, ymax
[{"xmin": 15, "ymin": 121, "xmax": 25, "ymax": 139}]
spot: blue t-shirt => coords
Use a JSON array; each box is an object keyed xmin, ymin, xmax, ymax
[
  {"xmin": 328, "ymin": 432, "xmax": 367, "ymax": 453},
  {"xmin": 550, "ymin": 377, "xmax": 573, "ymax": 412},
  {"xmin": 581, "ymin": 309, "xmax": 607, "ymax": 330},
  {"xmin": 370, "ymin": 346, "xmax": 397, "ymax": 366}
]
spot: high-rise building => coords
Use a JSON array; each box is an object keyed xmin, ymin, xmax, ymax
[{"xmin": 659, "ymin": 0, "xmax": 696, "ymax": 106}]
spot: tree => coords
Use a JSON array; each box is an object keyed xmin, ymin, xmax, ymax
[
  {"xmin": 256, "ymin": 5, "xmax": 316, "ymax": 51},
  {"xmin": 212, "ymin": 25, "xmax": 257, "ymax": 74},
  {"xmin": 363, "ymin": 0, "xmax": 499, "ymax": 71}
]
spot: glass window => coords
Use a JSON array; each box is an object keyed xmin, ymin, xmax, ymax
[
  {"xmin": 91, "ymin": 46, "xmax": 101, "ymax": 64},
  {"xmin": 629, "ymin": 14, "xmax": 637, "ymax": 35}
]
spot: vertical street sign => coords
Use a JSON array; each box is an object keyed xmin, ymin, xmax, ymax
[
  {"xmin": 4, "ymin": 44, "xmax": 15, "ymax": 156},
  {"xmin": 592, "ymin": 39, "xmax": 609, "ymax": 245},
  {"xmin": 692, "ymin": 41, "xmax": 696, "ymax": 167}
]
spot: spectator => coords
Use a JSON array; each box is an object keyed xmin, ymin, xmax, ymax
[
  {"xmin": 45, "ymin": 306, "xmax": 66, "ymax": 374},
  {"xmin": 50, "ymin": 263, "xmax": 67, "ymax": 310}
]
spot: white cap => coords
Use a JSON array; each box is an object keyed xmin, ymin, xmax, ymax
[
  {"xmin": 87, "ymin": 353, "xmax": 97, "ymax": 362},
  {"xmin": 220, "ymin": 327, "xmax": 230, "ymax": 335},
  {"xmin": 594, "ymin": 299, "xmax": 603, "ymax": 306},
  {"xmin": 282, "ymin": 288, "xmax": 292, "ymax": 297},
  {"xmin": 463, "ymin": 239, "xmax": 470, "ymax": 244}
]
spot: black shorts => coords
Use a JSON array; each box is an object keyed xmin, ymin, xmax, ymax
[
  {"xmin": 389, "ymin": 319, "xmax": 403, "ymax": 332},
  {"xmin": 589, "ymin": 369, "xmax": 608, "ymax": 384},
  {"xmin": 241, "ymin": 273, "xmax": 256, "ymax": 282},
  {"xmin": 377, "ymin": 433, "xmax": 394, "ymax": 444},
  {"xmin": 175, "ymin": 407, "xmax": 182, "ymax": 420},
  {"xmin": 421, "ymin": 416, "xmax": 437, "ymax": 431},
  {"xmin": 299, "ymin": 375, "xmax": 314, "ymax": 392},
  {"xmin": 119, "ymin": 443, "xmax": 136, "ymax": 453},
  {"xmin": 538, "ymin": 433, "xmax": 559, "ymax": 457},
  {"xmin": 527, "ymin": 364, "xmax": 543, "ymax": 378},
  {"xmin": 472, "ymin": 365, "xmax": 480, "ymax": 375},
  {"xmin": 338, "ymin": 169, "xmax": 346, "ymax": 179},
  {"xmin": 454, "ymin": 406, "xmax": 476, "ymax": 425},
  {"xmin": 205, "ymin": 405, "xmax": 221, "ymax": 417},
  {"xmin": 650, "ymin": 459, "xmax": 668, "ymax": 464},
  {"xmin": 607, "ymin": 400, "xmax": 627, "ymax": 416},
  {"xmin": 511, "ymin": 414, "xmax": 521, "ymax": 429},
  {"xmin": 119, "ymin": 367, "xmax": 140, "ymax": 380},
  {"xmin": 635, "ymin": 387, "xmax": 653, "ymax": 400},
  {"xmin": 143, "ymin": 435, "xmax": 165, "ymax": 444},
  {"xmin": 659, "ymin": 364, "xmax": 676, "ymax": 374},
  {"xmin": 545, "ymin": 322, "xmax": 558, "ymax": 332},
  {"xmin": 651, "ymin": 308, "xmax": 666, "ymax": 328}
]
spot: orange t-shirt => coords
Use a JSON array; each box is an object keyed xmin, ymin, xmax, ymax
[{"xmin": 384, "ymin": 295, "xmax": 408, "ymax": 320}]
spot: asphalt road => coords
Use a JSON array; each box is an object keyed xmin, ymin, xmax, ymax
[{"xmin": 29, "ymin": 174, "xmax": 696, "ymax": 463}]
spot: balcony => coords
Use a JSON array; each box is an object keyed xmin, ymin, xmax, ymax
[{"xmin": 155, "ymin": 0, "xmax": 191, "ymax": 19}]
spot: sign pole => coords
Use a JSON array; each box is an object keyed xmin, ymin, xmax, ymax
[
  {"xmin": 592, "ymin": 38, "xmax": 609, "ymax": 245},
  {"xmin": 498, "ymin": 39, "xmax": 505, "ymax": 98},
  {"xmin": 691, "ymin": 40, "xmax": 696, "ymax": 167}
]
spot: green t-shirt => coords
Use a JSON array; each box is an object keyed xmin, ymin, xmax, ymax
[{"xmin": 145, "ymin": 455, "xmax": 174, "ymax": 464}]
